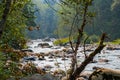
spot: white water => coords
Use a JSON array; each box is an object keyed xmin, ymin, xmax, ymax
[{"xmin": 26, "ymin": 39, "xmax": 120, "ymax": 72}]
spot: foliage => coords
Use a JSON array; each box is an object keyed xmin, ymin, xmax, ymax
[
  {"xmin": 0, "ymin": 0, "xmax": 30, "ymax": 49},
  {"xmin": 25, "ymin": 0, "xmax": 120, "ymax": 40},
  {"xmin": 54, "ymin": 0, "xmax": 95, "ymax": 39},
  {"xmin": 82, "ymin": 34, "xmax": 99, "ymax": 44},
  {"xmin": 53, "ymin": 37, "xmax": 70, "ymax": 45},
  {"xmin": 26, "ymin": 0, "xmax": 58, "ymax": 38},
  {"xmin": 110, "ymin": 39, "xmax": 120, "ymax": 44},
  {"xmin": 57, "ymin": 0, "xmax": 103, "ymax": 80},
  {"xmin": 0, "ymin": 51, "xmax": 23, "ymax": 80},
  {"xmin": 23, "ymin": 1, "xmax": 36, "ymax": 27},
  {"xmin": 87, "ymin": 0, "xmax": 120, "ymax": 40},
  {"xmin": 0, "ymin": 49, "xmax": 41, "ymax": 80}
]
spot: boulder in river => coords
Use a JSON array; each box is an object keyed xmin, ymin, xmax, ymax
[
  {"xmin": 106, "ymin": 46, "xmax": 120, "ymax": 50},
  {"xmin": 23, "ymin": 56, "xmax": 36, "ymax": 61},
  {"xmin": 38, "ymin": 43, "xmax": 51, "ymax": 48}
]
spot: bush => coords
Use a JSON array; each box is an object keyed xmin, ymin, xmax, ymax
[
  {"xmin": 111, "ymin": 39, "xmax": 120, "ymax": 44},
  {"xmin": 53, "ymin": 37, "xmax": 70, "ymax": 46}
]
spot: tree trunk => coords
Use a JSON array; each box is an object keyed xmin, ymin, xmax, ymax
[
  {"xmin": 70, "ymin": 33, "xmax": 106, "ymax": 80},
  {"xmin": 0, "ymin": 0, "xmax": 11, "ymax": 38}
]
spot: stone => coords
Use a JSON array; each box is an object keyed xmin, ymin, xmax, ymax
[
  {"xmin": 23, "ymin": 56, "xmax": 36, "ymax": 61},
  {"xmin": 38, "ymin": 43, "xmax": 50, "ymax": 48},
  {"xmin": 98, "ymin": 59, "xmax": 109, "ymax": 63},
  {"xmin": 20, "ymin": 73, "xmax": 58, "ymax": 80},
  {"xmin": 44, "ymin": 65, "xmax": 53, "ymax": 71},
  {"xmin": 21, "ymin": 49, "xmax": 33, "ymax": 52},
  {"xmin": 53, "ymin": 69, "xmax": 65, "ymax": 77},
  {"xmin": 88, "ymin": 68, "xmax": 120, "ymax": 80},
  {"xmin": 66, "ymin": 49, "xmax": 74, "ymax": 54}
]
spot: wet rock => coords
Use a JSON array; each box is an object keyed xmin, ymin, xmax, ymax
[
  {"xmin": 66, "ymin": 54, "xmax": 73, "ymax": 58},
  {"xmin": 36, "ymin": 67, "xmax": 46, "ymax": 74},
  {"xmin": 76, "ymin": 77, "xmax": 85, "ymax": 80},
  {"xmin": 20, "ymin": 73, "xmax": 58, "ymax": 80},
  {"xmin": 79, "ymin": 71, "xmax": 92, "ymax": 80},
  {"xmin": 38, "ymin": 43, "xmax": 50, "ymax": 48},
  {"xmin": 98, "ymin": 59, "xmax": 109, "ymax": 63},
  {"xmin": 85, "ymin": 49, "xmax": 94, "ymax": 52},
  {"xmin": 66, "ymin": 49, "xmax": 74, "ymax": 54},
  {"xmin": 48, "ymin": 54, "xmax": 54, "ymax": 59},
  {"xmin": 106, "ymin": 47, "xmax": 114, "ymax": 50},
  {"xmin": 23, "ymin": 56, "xmax": 36, "ymax": 61},
  {"xmin": 53, "ymin": 69, "xmax": 66, "ymax": 77},
  {"xmin": 61, "ymin": 76, "xmax": 68, "ymax": 80},
  {"xmin": 44, "ymin": 65, "xmax": 53, "ymax": 70},
  {"xmin": 89, "ymin": 68, "xmax": 120, "ymax": 80},
  {"xmin": 48, "ymin": 56, "xmax": 54, "ymax": 59},
  {"xmin": 93, "ymin": 66, "xmax": 101, "ymax": 70},
  {"xmin": 61, "ymin": 57, "xmax": 68, "ymax": 60},
  {"xmin": 106, "ymin": 46, "xmax": 120, "ymax": 50},
  {"xmin": 90, "ymin": 60, "xmax": 97, "ymax": 63},
  {"xmin": 21, "ymin": 49, "xmax": 33, "ymax": 52},
  {"xmin": 38, "ymin": 58, "xmax": 46, "ymax": 60},
  {"xmin": 113, "ymin": 47, "xmax": 120, "ymax": 50},
  {"xmin": 54, "ymin": 50, "xmax": 60, "ymax": 54},
  {"xmin": 38, "ymin": 55, "xmax": 46, "ymax": 60},
  {"xmin": 48, "ymin": 59, "xmax": 54, "ymax": 62},
  {"xmin": 43, "ymin": 37, "xmax": 51, "ymax": 42},
  {"xmin": 54, "ymin": 62, "xmax": 61, "ymax": 67},
  {"xmin": 55, "ymin": 55, "xmax": 62, "ymax": 58}
]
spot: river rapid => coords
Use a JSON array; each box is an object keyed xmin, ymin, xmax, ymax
[{"xmin": 24, "ymin": 39, "xmax": 120, "ymax": 74}]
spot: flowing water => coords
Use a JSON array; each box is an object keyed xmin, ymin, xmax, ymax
[{"xmin": 26, "ymin": 39, "xmax": 120, "ymax": 73}]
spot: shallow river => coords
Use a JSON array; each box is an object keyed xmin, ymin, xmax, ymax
[{"xmin": 26, "ymin": 39, "xmax": 120, "ymax": 73}]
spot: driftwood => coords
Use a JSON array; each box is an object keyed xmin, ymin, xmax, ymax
[{"xmin": 89, "ymin": 67, "xmax": 120, "ymax": 80}]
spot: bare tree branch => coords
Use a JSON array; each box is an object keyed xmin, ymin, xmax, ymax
[
  {"xmin": 83, "ymin": 36, "xmax": 89, "ymax": 59},
  {"xmin": 70, "ymin": 33, "xmax": 106, "ymax": 80},
  {"xmin": 69, "ymin": 3, "xmax": 89, "ymax": 79}
]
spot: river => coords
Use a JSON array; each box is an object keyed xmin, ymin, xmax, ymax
[{"xmin": 25, "ymin": 39, "xmax": 120, "ymax": 73}]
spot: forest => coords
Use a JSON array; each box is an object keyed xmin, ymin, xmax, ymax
[
  {"xmin": 27, "ymin": 0, "xmax": 120, "ymax": 40},
  {"xmin": 0, "ymin": 0, "xmax": 120, "ymax": 80}
]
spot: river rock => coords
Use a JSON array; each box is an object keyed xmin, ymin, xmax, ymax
[
  {"xmin": 88, "ymin": 68, "xmax": 120, "ymax": 80},
  {"xmin": 20, "ymin": 73, "xmax": 58, "ymax": 80},
  {"xmin": 21, "ymin": 49, "xmax": 33, "ymax": 52},
  {"xmin": 106, "ymin": 46, "xmax": 120, "ymax": 50},
  {"xmin": 98, "ymin": 59, "xmax": 109, "ymax": 63},
  {"xmin": 44, "ymin": 64, "xmax": 53, "ymax": 70},
  {"xmin": 23, "ymin": 56, "xmax": 36, "ymax": 61},
  {"xmin": 66, "ymin": 49, "xmax": 74, "ymax": 54},
  {"xmin": 53, "ymin": 69, "xmax": 66, "ymax": 77},
  {"xmin": 38, "ymin": 43, "xmax": 50, "ymax": 48}
]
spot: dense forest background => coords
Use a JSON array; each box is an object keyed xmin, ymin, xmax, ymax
[{"xmin": 27, "ymin": 0, "xmax": 120, "ymax": 40}]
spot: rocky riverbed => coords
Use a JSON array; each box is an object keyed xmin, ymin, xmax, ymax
[{"xmin": 21, "ymin": 39, "xmax": 120, "ymax": 80}]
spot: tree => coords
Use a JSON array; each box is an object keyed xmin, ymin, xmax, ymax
[
  {"xmin": 87, "ymin": 0, "xmax": 120, "ymax": 40},
  {"xmin": 0, "ymin": 0, "xmax": 33, "ymax": 49},
  {"xmin": 57, "ymin": 0, "xmax": 106, "ymax": 80},
  {"xmin": 0, "ymin": 0, "xmax": 11, "ymax": 39}
]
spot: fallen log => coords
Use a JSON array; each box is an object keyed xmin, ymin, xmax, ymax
[{"xmin": 88, "ymin": 67, "xmax": 120, "ymax": 80}]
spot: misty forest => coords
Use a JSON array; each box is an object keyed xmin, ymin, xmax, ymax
[{"xmin": 0, "ymin": 0, "xmax": 120, "ymax": 80}]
